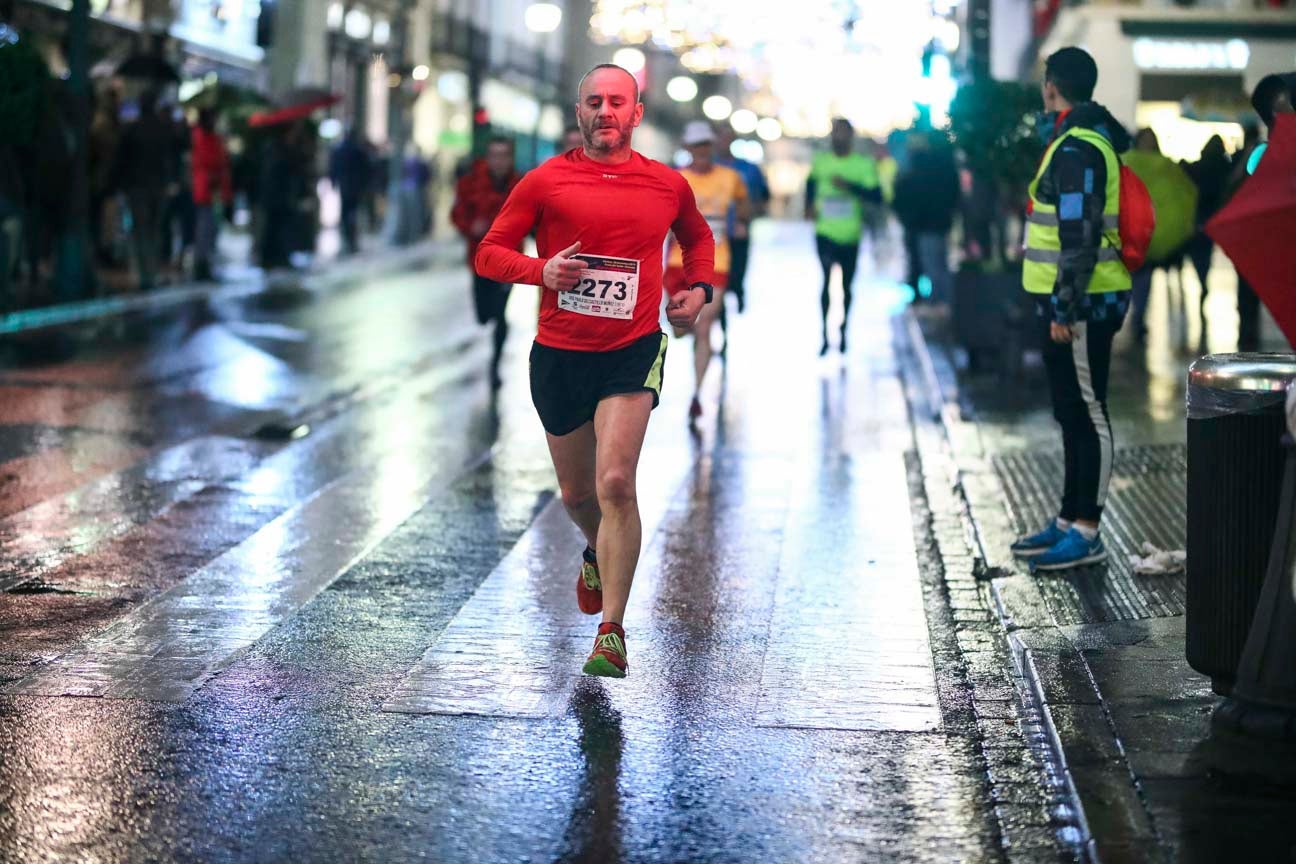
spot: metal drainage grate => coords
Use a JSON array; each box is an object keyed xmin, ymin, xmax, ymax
[{"xmin": 993, "ymin": 443, "xmax": 1186, "ymax": 625}]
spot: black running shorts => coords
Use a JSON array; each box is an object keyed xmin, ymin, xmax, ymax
[{"xmin": 529, "ymin": 331, "xmax": 668, "ymax": 437}]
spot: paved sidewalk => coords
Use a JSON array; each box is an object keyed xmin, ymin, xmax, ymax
[
  {"xmin": 901, "ymin": 270, "xmax": 1296, "ymax": 862},
  {"xmin": 1, "ymin": 230, "xmax": 461, "ymax": 336}
]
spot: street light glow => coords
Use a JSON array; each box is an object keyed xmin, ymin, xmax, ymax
[
  {"xmin": 524, "ymin": 3, "xmax": 563, "ymax": 34},
  {"xmin": 343, "ymin": 7, "xmax": 370, "ymax": 40},
  {"xmin": 730, "ymin": 109, "xmax": 758, "ymax": 135},
  {"xmin": 666, "ymin": 76, "xmax": 698, "ymax": 102},
  {"xmin": 438, "ymin": 70, "xmax": 468, "ymax": 101},
  {"xmin": 612, "ymin": 47, "xmax": 646, "ymax": 74},
  {"xmin": 702, "ymin": 95, "xmax": 732, "ymax": 121},
  {"xmin": 590, "ymin": 0, "xmax": 937, "ymax": 138},
  {"xmin": 756, "ymin": 117, "xmax": 783, "ymax": 142},
  {"xmin": 412, "ymin": 65, "xmax": 430, "ymax": 82}
]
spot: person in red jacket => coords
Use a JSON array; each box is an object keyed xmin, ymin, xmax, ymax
[
  {"xmin": 475, "ymin": 64, "xmax": 714, "ymax": 679},
  {"xmin": 451, "ymin": 136, "xmax": 522, "ymax": 388},
  {"xmin": 190, "ymin": 108, "xmax": 233, "ymax": 282}
]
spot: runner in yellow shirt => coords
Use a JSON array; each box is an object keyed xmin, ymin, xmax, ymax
[{"xmin": 665, "ymin": 121, "xmax": 750, "ymax": 422}]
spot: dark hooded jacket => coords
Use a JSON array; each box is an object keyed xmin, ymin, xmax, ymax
[{"xmin": 1034, "ymin": 102, "xmax": 1132, "ymax": 324}]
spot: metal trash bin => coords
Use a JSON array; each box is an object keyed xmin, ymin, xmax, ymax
[{"xmin": 1187, "ymin": 354, "xmax": 1296, "ymax": 694}]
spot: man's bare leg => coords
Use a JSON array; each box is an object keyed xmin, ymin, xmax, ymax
[
  {"xmin": 546, "ymin": 421, "xmax": 601, "ymax": 548},
  {"xmin": 691, "ymin": 287, "xmax": 725, "ymax": 394},
  {"xmin": 592, "ymin": 391, "xmax": 654, "ymax": 624}
]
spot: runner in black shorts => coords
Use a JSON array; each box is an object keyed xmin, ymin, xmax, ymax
[
  {"xmin": 475, "ymin": 64, "xmax": 714, "ymax": 679},
  {"xmin": 530, "ymin": 332, "xmax": 668, "ymax": 437}
]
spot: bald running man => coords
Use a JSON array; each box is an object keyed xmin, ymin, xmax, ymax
[{"xmin": 475, "ymin": 64, "xmax": 716, "ymax": 678}]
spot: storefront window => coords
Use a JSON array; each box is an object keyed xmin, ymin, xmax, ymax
[
  {"xmin": 171, "ymin": 0, "xmax": 263, "ymax": 62},
  {"xmin": 1136, "ymin": 101, "xmax": 1244, "ymax": 162}
]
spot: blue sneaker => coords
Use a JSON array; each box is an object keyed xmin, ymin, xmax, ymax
[
  {"xmin": 1010, "ymin": 520, "xmax": 1069, "ymax": 559},
  {"xmin": 1031, "ymin": 528, "xmax": 1107, "ymax": 572}
]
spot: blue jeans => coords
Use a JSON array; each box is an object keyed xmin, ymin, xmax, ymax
[{"xmin": 916, "ymin": 232, "xmax": 951, "ymax": 303}]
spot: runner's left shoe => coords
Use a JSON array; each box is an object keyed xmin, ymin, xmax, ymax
[
  {"xmin": 577, "ymin": 546, "xmax": 602, "ymax": 614},
  {"xmin": 582, "ymin": 622, "xmax": 628, "ymax": 678}
]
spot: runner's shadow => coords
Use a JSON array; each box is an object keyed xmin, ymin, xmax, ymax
[{"xmin": 555, "ymin": 680, "xmax": 624, "ymax": 864}]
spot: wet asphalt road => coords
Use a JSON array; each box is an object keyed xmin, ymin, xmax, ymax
[{"xmin": 0, "ymin": 223, "xmax": 1011, "ymax": 863}]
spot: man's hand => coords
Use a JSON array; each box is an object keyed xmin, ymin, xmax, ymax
[
  {"xmin": 1050, "ymin": 322, "xmax": 1075, "ymax": 344},
  {"xmin": 732, "ymin": 221, "xmax": 749, "ymax": 240},
  {"xmin": 666, "ymin": 286, "xmax": 705, "ymax": 330},
  {"xmin": 831, "ymin": 176, "xmax": 850, "ymax": 191},
  {"xmin": 470, "ymin": 218, "xmax": 489, "ymax": 239},
  {"xmin": 542, "ymin": 241, "xmax": 584, "ymax": 291}
]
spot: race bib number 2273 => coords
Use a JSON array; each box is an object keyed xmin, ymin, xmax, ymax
[{"xmin": 558, "ymin": 253, "xmax": 640, "ymax": 320}]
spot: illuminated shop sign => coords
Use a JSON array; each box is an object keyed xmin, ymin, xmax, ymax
[{"xmin": 1133, "ymin": 38, "xmax": 1250, "ymax": 72}]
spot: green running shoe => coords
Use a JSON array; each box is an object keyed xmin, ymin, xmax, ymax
[{"xmin": 582, "ymin": 622, "xmax": 627, "ymax": 678}]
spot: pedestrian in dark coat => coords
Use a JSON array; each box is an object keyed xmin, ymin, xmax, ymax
[
  {"xmin": 451, "ymin": 136, "xmax": 521, "ymax": 389},
  {"xmin": 258, "ymin": 122, "xmax": 313, "ymax": 269},
  {"xmin": 329, "ymin": 130, "xmax": 370, "ymax": 255},
  {"xmin": 116, "ymin": 90, "xmax": 176, "ymax": 290},
  {"xmin": 893, "ymin": 143, "xmax": 960, "ymax": 303},
  {"xmin": 1184, "ymin": 135, "xmax": 1231, "ymax": 341}
]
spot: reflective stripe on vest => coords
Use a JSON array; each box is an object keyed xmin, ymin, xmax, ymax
[
  {"xmin": 1026, "ymin": 211, "xmax": 1120, "ymax": 230},
  {"xmin": 1023, "ymin": 247, "xmax": 1123, "ymax": 264},
  {"xmin": 1023, "ymin": 127, "xmax": 1131, "ymax": 296}
]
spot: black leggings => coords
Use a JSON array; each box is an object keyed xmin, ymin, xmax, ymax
[
  {"xmin": 1042, "ymin": 316, "xmax": 1121, "ymax": 522},
  {"xmin": 816, "ymin": 235, "xmax": 860, "ymax": 336}
]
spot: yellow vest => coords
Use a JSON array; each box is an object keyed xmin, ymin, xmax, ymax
[{"xmin": 1023, "ymin": 127, "xmax": 1131, "ymax": 295}]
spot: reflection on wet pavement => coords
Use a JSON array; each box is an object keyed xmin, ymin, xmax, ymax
[{"xmin": 0, "ymin": 223, "xmax": 1010, "ymax": 862}]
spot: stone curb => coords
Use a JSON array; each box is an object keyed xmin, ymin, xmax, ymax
[
  {"xmin": 896, "ymin": 310, "xmax": 1097, "ymax": 863},
  {"xmin": 904, "ymin": 310, "xmax": 1163, "ymax": 860}
]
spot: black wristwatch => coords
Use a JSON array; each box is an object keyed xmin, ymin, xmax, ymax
[{"xmin": 689, "ymin": 282, "xmax": 714, "ymax": 304}]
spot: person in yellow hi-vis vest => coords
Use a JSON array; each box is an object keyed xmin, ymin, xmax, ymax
[
  {"xmin": 1010, "ymin": 47, "xmax": 1133, "ymax": 573},
  {"xmin": 805, "ymin": 118, "xmax": 881, "ymax": 356}
]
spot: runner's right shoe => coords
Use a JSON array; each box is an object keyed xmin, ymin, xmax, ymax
[
  {"xmin": 1031, "ymin": 529, "xmax": 1107, "ymax": 572},
  {"xmin": 577, "ymin": 546, "xmax": 602, "ymax": 615},
  {"xmin": 582, "ymin": 622, "xmax": 628, "ymax": 678},
  {"xmin": 1011, "ymin": 519, "xmax": 1069, "ymax": 558}
]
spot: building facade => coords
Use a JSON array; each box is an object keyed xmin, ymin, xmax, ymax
[{"xmin": 1039, "ymin": 4, "xmax": 1296, "ymax": 159}]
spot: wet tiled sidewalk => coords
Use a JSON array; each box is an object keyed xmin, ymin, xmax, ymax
[
  {"xmin": 904, "ymin": 276, "xmax": 1296, "ymax": 862},
  {"xmin": 993, "ymin": 443, "xmax": 1187, "ymax": 624}
]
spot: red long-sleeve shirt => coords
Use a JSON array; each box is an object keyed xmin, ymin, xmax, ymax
[
  {"xmin": 475, "ymin": 148, "xmax": 714, "ymax": 352},
  {"xmin": 450, "ymin": 159, "xmax": 521, "ymax": 266}
]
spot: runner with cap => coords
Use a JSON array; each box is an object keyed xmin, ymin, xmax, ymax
[
  {"xmin": 475, "ymin": 64, "xmax": 716, "ymax": 679},
  {"xmin": 665, "ymin": 121, "xmax": 750, "ymax": 422}
]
